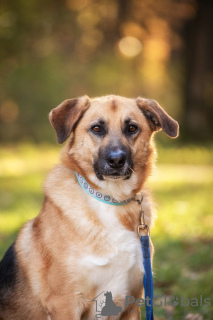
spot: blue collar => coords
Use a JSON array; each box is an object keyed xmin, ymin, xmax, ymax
[{"xmin": 75, "ymin": 172, "xmax": 133, "ymax": 206}]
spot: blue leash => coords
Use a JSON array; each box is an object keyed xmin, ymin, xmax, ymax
[
  {"xmin": 141, "ymin": 234, "xmax": 154, "ymax": 320},
  {"xmin": 137, "ymin": 193, "xmax": 154, "ymax": 320}
]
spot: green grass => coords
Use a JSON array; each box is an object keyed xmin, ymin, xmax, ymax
[
  {"xmin": 147, "ymin": 164, "xmax": 213, "ymax": 320},
  {"xmin": 0, "ymin": 143, "xmax": 213, "ymax": 319}
]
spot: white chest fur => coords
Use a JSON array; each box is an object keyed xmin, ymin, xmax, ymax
[{"xmin": 78, "ymin": 199, "xmax": 144, "ymax": 301}]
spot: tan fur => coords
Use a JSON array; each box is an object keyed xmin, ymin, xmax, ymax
[{"xmin": 0, "ymin": 95, "xmax": 178, "ymax": 320}]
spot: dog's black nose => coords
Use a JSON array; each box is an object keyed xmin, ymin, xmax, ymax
[{"xmin": 106, "ymin": 149, "xmax": 127, "ymax": 168}]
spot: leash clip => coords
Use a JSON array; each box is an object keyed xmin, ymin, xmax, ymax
[{"xmin": 137, "ymin": 193, "xmax": 149, "ymax": 237}]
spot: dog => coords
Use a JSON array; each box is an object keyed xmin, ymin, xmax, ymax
[{"xmin": 0, "ymin": 95, "xmax": 178, "ymax": 320}]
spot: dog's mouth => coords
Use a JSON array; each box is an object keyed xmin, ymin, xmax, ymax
[
  {"xmin": 105, "ymin": 174, "xmax": 131, "ymax": 180},
  {"xmin": 107, "ymin": 172, "xmax": 122, "ymax": 179},
  {"xmin": 94, "ymin": 164, "xmax": 132, "ymax": 181},
  {"xmin": 105, "ymin": 170, "xmax": 132, "ymax": 180}
]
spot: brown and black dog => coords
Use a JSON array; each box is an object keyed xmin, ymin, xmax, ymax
[{"xmin": 0, "ymin": 95, "xmax": 178, "ymax": 320}]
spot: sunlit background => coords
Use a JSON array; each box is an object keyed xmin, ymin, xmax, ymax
[{"xmin": 0, "ymin": 0, "xmax": 213, "ymax": 319}]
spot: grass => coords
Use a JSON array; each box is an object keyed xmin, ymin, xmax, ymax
[
  {"xmin": 147, "ymin": 165, "xmax": 213, "ymax": 320},
  {"xmin": 0, "ymin": 143, "xmax": 213, "ymax": 319}
]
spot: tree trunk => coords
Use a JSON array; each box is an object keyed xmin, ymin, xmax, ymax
[{"xmin": 182, "ymin": 0, "xmax": 213, "ymax": 142}]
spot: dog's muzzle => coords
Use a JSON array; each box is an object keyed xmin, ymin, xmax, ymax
[{"xmin": 94, "ymin": 145, "xmax": 133, "ymax": 181}]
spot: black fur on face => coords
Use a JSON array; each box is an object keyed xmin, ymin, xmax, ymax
[{"xmin": 93, "ymin": 142, "xmax": 133, "ymax": 181}]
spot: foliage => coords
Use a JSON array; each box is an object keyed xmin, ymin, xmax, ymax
[{"xmin": 0, "ymin": 0, "xmax": 212, "ymax": 142}]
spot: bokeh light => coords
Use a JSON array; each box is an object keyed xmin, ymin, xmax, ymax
[{"xmin": 118, "ymin": 36, "xmax": 142, "ymax": 58}]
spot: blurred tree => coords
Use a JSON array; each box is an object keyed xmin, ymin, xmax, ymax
[
  {"xmin": 0, "ymin": 0, "xmax": 212, "ymax": 143},
  {"xmin": 182, "ymin": 0, "xmax": 213, "ymax": 141}
]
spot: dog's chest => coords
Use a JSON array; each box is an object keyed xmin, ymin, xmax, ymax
[{"xmin": 78, "ymin": 201, "xmax": 144, "ymax": 297}]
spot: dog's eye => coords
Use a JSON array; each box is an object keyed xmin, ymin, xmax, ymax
[
  {"xmin": 91, "ymin": 125, "xmax": 102, "ymax": 133},
  {"xmin": 127, "ymin": 125, "xmax": 138, "ymax": 134}
]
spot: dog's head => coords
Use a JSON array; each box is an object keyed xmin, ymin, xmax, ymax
[{"xmin": 49, "ymin": 95, "xmax": 178, "ymax": 197}]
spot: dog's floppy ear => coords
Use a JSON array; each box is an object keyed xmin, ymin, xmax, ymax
[
  {"xmin": 49, "ymin": 96, "xmax": 90, "ymax": 144},
  {"xmin": 136, "ymin": 97, "xmax": 179, "ymax": 138}
]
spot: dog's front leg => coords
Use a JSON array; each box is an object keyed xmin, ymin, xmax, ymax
[
  {"xmin": 119, "ymin": 305, "xmax": 141, "ymax": 320},
  {"xmin": 48, "ymin": 308, "xmax": 81, "ymax": 320},
  {"xmin": 46, "ymin": 296, "xmax": 81, "ymax": 320}
]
